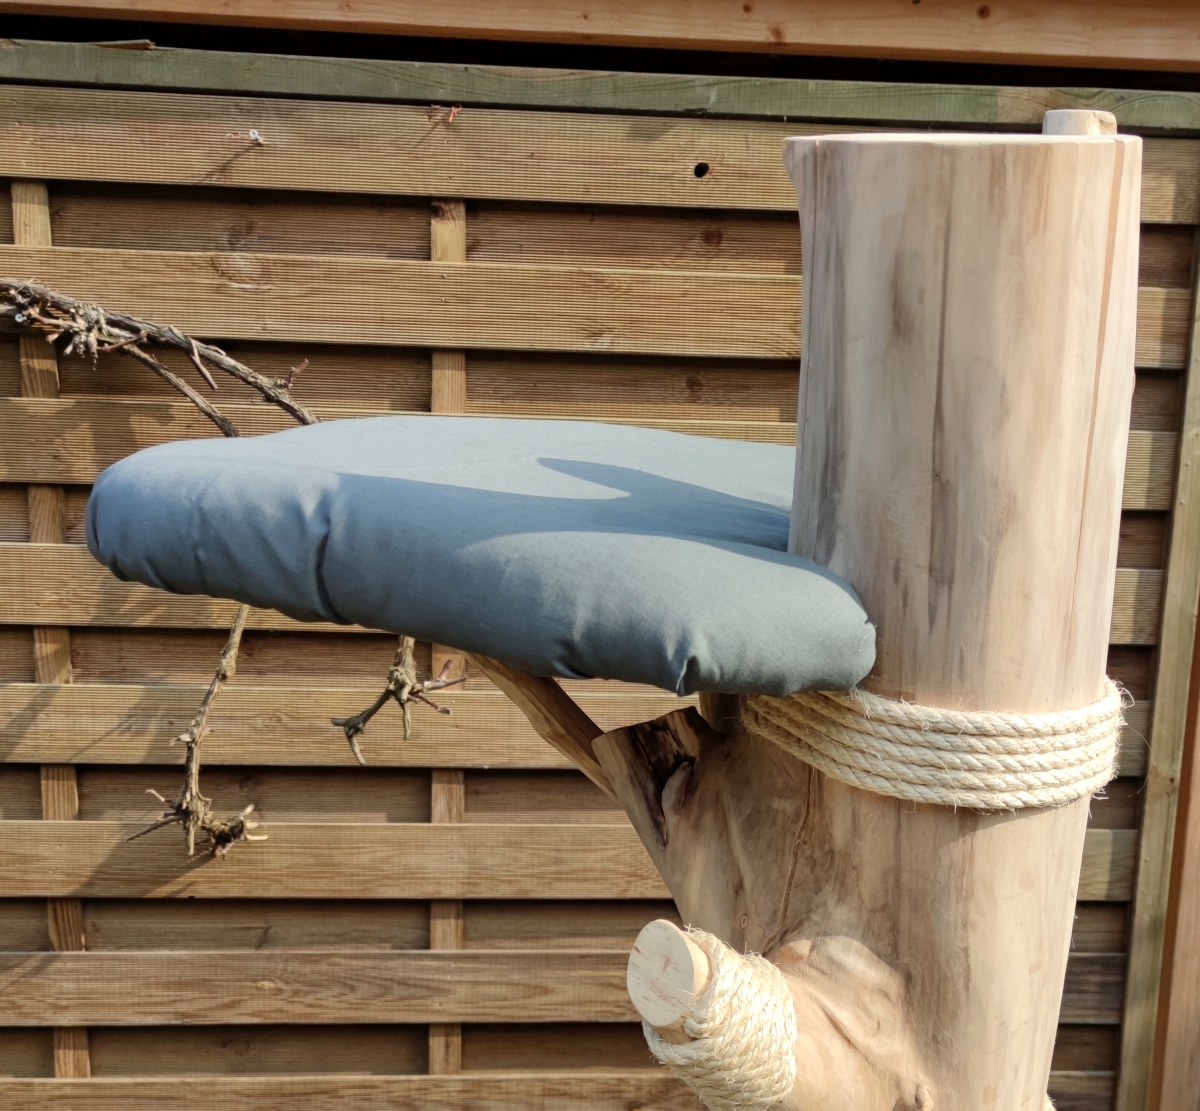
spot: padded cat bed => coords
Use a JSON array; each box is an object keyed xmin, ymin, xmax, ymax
[{"xmin": 86, "ymin": 416, "xmax": 874, "ymax": 696}]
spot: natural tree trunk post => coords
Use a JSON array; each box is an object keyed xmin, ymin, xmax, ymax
[{"xmin": 594, "ymin": 115, "xmax": 1141, "ymax": 1111}]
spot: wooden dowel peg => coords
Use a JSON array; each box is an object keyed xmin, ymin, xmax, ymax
[
  {"xmin": 1042, "ymin": 109, "xmax": 1118, "ymax": 135},
  {"xmin": 627, "ymin": 919, "xmax": 710, "ymax": 1045}
]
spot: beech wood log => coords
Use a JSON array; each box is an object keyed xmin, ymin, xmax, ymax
[{"xmin": 587, "ymin": 113, "xmax": 1143, "ymax": 1111}]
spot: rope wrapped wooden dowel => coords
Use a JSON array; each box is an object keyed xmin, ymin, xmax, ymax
[
  {"xmin": 633, "ymin": 924, "xmax": 798, "ymax": 1111},
  {"xmin": 742, "ymin": 680, "xmax": 1126, "ymax": 810}
]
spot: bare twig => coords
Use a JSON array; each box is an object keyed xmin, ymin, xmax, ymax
[
  {"xmin": 332, "ymin": 637, "xmax": 466, "ymax": 763},
  {"xmin": 3, "ymin": 279, "xmax": 460, "ymax": 854},
  {"xmin": 124, "ymin": 344, "xmax": 238, "ymax": 437},
  {"xmin": 127, "ymin": 605, "xmax": 267, "ymax": 856},
  {"xmin": 0, "ymin": 278, "xmax": 318, "ymax": 426}
]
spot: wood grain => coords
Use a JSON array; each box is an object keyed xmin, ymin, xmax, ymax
[
  {"xmin": 469, "ymin": 655, "xmax": 611, "ymax": 797},
  {"xmin": 0, "ymin": 818, "xmax": 1129, "ymax": 901},
  {"xmin": 0, "ymin": 1072, "xmax": 698, "ymax": 1111},
  {"xmin": 468, "ymin": 204, "xmax": 797, "ymax": 273},
  {"xmin": 7, "ymin": 2, "xmax": 1200, "ymax": 72},
  {"xmin": 0, "ymin": 543, "xmax": 350, "ymax": 632},
  {"xmin": 1119, "ymin": 229, "xmax": 1200, "ymax": 1111},
  {"xmin": 0, "ymin": 83, "xmax": 1194, "ymax": 221},
  {"xmin": 429, "ymin": 764, "xmax": 466, "ymax": 1074},
  {"xmin": 43, "ymin": 751, "xmax": 88, "ymax": 1008},
  {"xmin": 70, "ymin": 898, "xmax": 428, "ymax": 952},
  {"xmin": 50, "ymin": 1029, "xmax": 89, "ymax": 1080},
  {"xmin": 0, "ymin": 944, "xmax": 1127, "ymax": 1028},
  {"xmin": 0, "ymin": 821, "xmax": 667, "ymax": 899},
  {"xmin": 0, "ymin": 396, "xmax": 798, "ymax": 486},
  {"xmin": 1111, "ymin": 569, "xmax": 1166, "ymax": 646},
  {"xmin": 0, "ymin": 241, "xmax": 1185, "ymax": 364},
  {"xmin": 0, "ymin": 683, "xmax": 689, "ymax": 767},
  {"xmin": 1153, "ymin": 608, "xmax": 1200, "ymax": 1111},
  {"xmin": 14, "ymin": 174, "xmax": 89, "ymax": 1079},
  {"xmin": 0, "ymin": 545, "xmax": 1162, "ymax": 644},
  {"xmin": 0, "ymin": 245, "xmax": 799, "ymax": 359},
  {"xmin": 4, "ymin": 37, "xmax": 1200, "ymax": 134},
  {"xmin": 430, "ymin": 198, "xmax": 468, "ymax": 417},
  {"xmin": 0, "ymin": 83, "xmax": 809, "ymax": 213},
  {"xmin": 0, "ymin": 948, "xmax": 638, "ymax": 1025},
  {"xmin": 50, "ymin": 182, "xmax": 430, "ymax": 259},
  {"xmin": 0, "ymin": 401, "xmax": 1177, "ymax": 496},
  {"xmin": 780, "ymin": 130, "xmax": 1140, "ymax": 1109}
]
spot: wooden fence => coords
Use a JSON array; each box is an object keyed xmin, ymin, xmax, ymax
[{"xmin": 0, "ymin": 37, "xmax": 1197, "ymax": 1111}]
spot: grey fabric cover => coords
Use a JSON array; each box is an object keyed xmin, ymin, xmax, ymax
[{"xmin": 86, "ymin": 416, "xmax": 874, "ymax": 696}]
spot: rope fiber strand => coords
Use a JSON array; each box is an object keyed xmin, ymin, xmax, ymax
[
  {"xmin": 642, "ymin": 929, "xmax": 798, "ymax": 1111},
  {"xmin": 742, "ymin": 679, "xmax": 1125, "ymax": 810}
]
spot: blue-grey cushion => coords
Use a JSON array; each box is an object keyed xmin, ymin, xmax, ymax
[{"xmin": 86, "ymin": 416, "xmax": 874, "ymax": 696}]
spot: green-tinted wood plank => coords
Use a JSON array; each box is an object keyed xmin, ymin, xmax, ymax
[{"xmin": 2, "ymin": 38, "xmax": 1200, "ymax": 133}]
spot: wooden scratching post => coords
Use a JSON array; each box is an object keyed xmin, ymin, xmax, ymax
[{"xmin": 490, "ymin": 110, "xmax": 1140, "ymax": 1111}]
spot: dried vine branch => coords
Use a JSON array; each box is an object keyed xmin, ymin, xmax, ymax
[
  {"xmin": 6, "ymin": 277, "xmax": 456, "ymax": 856},
  {"xmin": 1, "ymin": 278, "xmax": 318, "ymax": 427},
  {"xmin": 333, "ymin": 636, "xmax": 466, "ymax": 763},
  {"xmin": 127, "ymin": 605, "xmax": 266, "ymax": 856}
]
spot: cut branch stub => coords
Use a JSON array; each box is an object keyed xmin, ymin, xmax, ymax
[{"xmin": 628, "ymin": 919, "xmax": 710, "ymax": 1044}]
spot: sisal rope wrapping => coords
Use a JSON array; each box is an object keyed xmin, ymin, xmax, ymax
[
  {"xmin": 642, "ymin": 929, "xmax": 798, "ymax": 1111},
  {"xmin": 742, "ymin": 679, "xmax": 1125, "ymax": 810}
]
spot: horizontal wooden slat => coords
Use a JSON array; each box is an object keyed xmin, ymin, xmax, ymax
[
  {"xmin": 0, "ymin": 684, "xmax": 686, "ymax": 766},
  {"xmin": 0, "ymin": 896, "xmax": 674, "ymax": 952},
  {"xmin": 1110, "ymin": 569, "xmax": 1165, "ymax": 646},
  {"xmin": 1078, "ymin": 829, "xmax": 1138, "ymax": 902},
  {"xmin": 1123, "ymin": 430, "xmax": 1179, "ymax": 511},
  {"xmin": 0, "ymin": 84, "xmax": 1196, "ymax": 221},
  {"xmin": 0, "ymin": 821, "xmax": 666, "ymax": 899},
  {"xmin": 0, "ymin": 544, "xmax": 348, "ymax": 632},
  {"xmin": 0, "ymin": 1072, "xmax": 1121, "ymax": 1111},
  {"xmin": 0, "ymin": 247, "xmax": 1184, "ymax": 366},
  {"xmin": 0, "ymin": 820, "xmax": 1128, "ymax": 900},
  {"xmin": 0, "ymin": 1073, "xmax": 697, "ymax": 1111},
  {"xmin": 0, "ymin": 946, "xmax": 1119, "ymax": 1026},
  {"xmin": 48, "ymin": 185, "xmax": 799, "ymax": 274},
  {"xmin": 1059, "ymin": 953, "xmax": 1125, "ymax": 1024},
  {"xmin": 1144, "ymin": 141, "xmax": 1200, "ymax": 224},
  {"xmin": 0, "ymin": 949, "xmax": 635, "ymax": 1025},
  {"xmin": 0, "ymin": 84, "xmax": 806, "ymax": 213},
  {"xmin": 0, "ymin": 398, "xmax": 795, "ymax": 486},
  {"xmin": 1047, "ymin": 1071, "xmax": 1116, "ymax": 1111},
  {"xmin": 0, "ymin": 246, "xmax": 797, "ymax": 359},
  {"xmin": 6, "ymin": 38, "xmax": 1200, "ymax": 133},
  {"xmin": 1119, "ymin": 701, "xmax": 1152, "ymax": 778},
  {"xmin": 0, "ymin": 682, "xmax": 1147, "ymax": 774},
  {"xmin": 8, "ymin": 1, "xmax": 1200, "ymax": 71},
  {"xmin": 1135, "ymin": 286, "xmax": 1193, "ymax": 368},
  {"xmin": 0, "ymin": 545, "xmax": 1167, "ymax": 646},
  {"xmin": 0, "ymin": 402, "xmax": 1177, "ymax": 510}
]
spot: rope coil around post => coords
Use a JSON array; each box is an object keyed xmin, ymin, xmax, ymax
[
  {"xmin": 642, "ymin": 929, "xmax": 798, "ymax": 1111},
  {"xmin": 742, "ymin": 679, "xmax": 1126, "ymax": 810}
]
